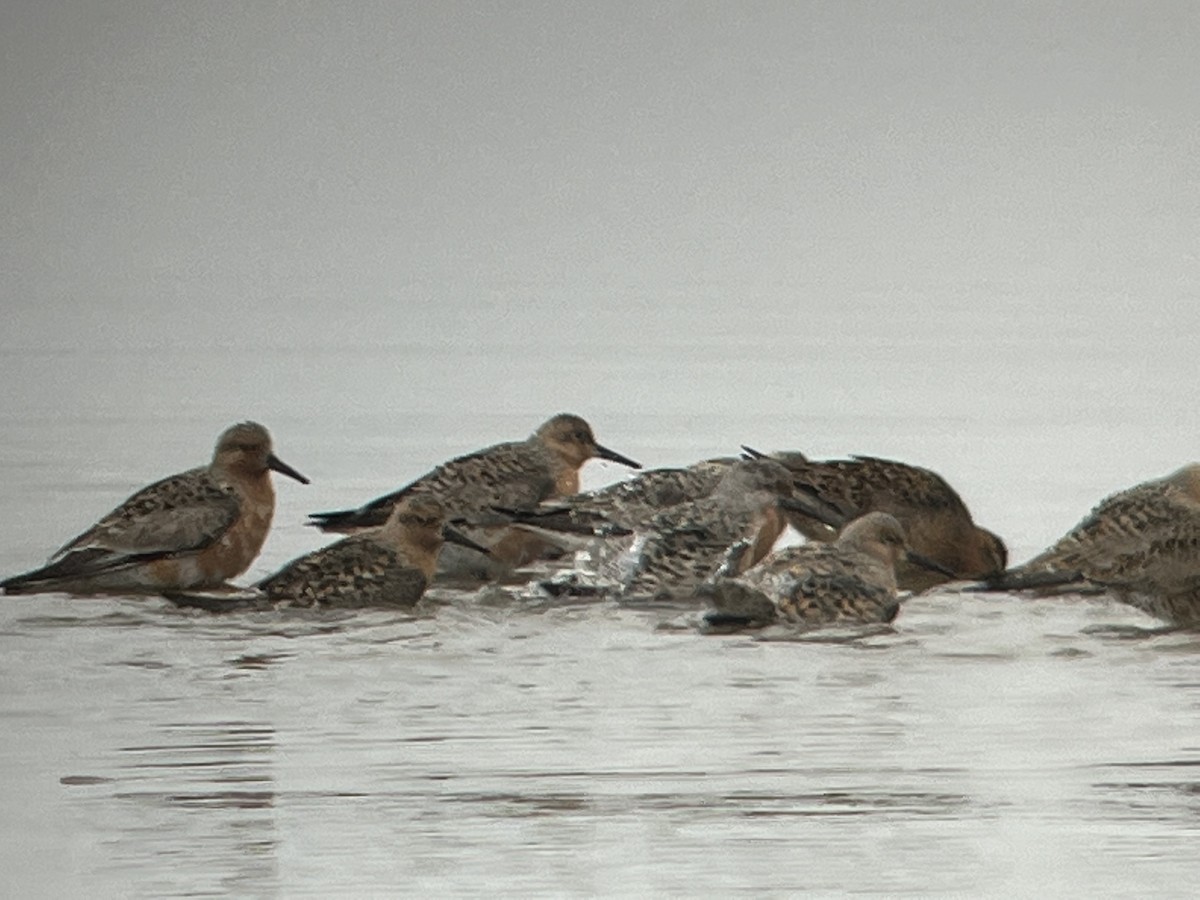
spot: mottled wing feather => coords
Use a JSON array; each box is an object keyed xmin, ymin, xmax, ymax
[
  {"xmin": 775, "ymin": 567, "xmax": 896, "ymax": 625},
  {"xmin": 579, "ymin": 465, "xmax": 730, "ymax": 525},
  {"xmin": 1016, "ymin": 482, "xmax": 1200, "ymax": 591},
  {"xmin": 707, "ymin": 544, "xmax": 897, "ymax": 629},
  {"xmin": 260, "ymin": 537, "xmax": 428, "ymax": 608},
  {"xmin": 42, "ymin": 469, "xmax": 239, "ymax": 578},
  {"xmin": 794, "ymin": 457, "xmax": 968, "ymax": 518},
  {"xmin": 513, "ymin": 464, "xmax": 730, "ymax": 537},
  {"xmin": 624, "ymin": 499, "xmax": 754, "ymax": 597},
  {"xmin": 313, "ymin": 440, "xmax": 556, "ymax": 529}
]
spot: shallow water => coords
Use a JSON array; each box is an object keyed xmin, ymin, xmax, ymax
[{"xmin": 3, "ymin": 326, "xmax": 1200, "ymax": 897}]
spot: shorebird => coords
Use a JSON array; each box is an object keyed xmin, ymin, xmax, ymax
[
  {"xmin": 606, "ymin": 458, "xmax": 840, "ymax": 602},
  {"xmin": 169, "ymin": 496, "xmax": 487, "ymax": 611},
  {"xmin": 742, "ymin": 447, "xmax": 1006, "ymax": 591},
  {"xmin": 496, "ymin": 457, "xmax": 736, "ymax": 540},
  {"xmin": 1, "ymin": 422, "xmax": 308, "ymax": 596},
  {"xmin": 701, "ymin": 512, "xmax": 954, "ymax": 632},
  {"xmin": 983, "ymin": 463, "xmax": 1200, "ymax": 625},
  {"xmin": 307, "ymin": 413, "xmax": 641, "ymax": 578}
]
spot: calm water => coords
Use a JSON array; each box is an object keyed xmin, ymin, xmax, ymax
[{"xmin": 3, "ymin": 307, "xmax": 1200, "ymax": 897}]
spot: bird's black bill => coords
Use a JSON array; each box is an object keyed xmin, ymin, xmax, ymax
[
  {"xmin": 906, "ymin": 551, "xmax": 958, "ymax": 580},
  {"xmin": 980, "ymin": 567, "xmax": 1085, "ymax": 592},
  {"xmin": 442, "ymin": 526, "xmax": 491, "ymax": 556},
  {"xmin": 595, "ymin": 443, "xmax": 642, "ymax": 469},
  {"xmin": 268, "ymin": 454, "xmax": 310, "ymax": 484},
  {"xmin": 740, "ymin": 445, "xmax": 767, "ymax": 460}
]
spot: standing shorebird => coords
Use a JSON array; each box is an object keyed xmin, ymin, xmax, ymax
[
  {"xmin": 983, "ymin": 464, "xmax": 1200, "ymax": 625},
  {"xmin": 170, "ymin": 496, "xmax": 488, "ymax": 611},
  {"xmin": 702, "ymin": 512, "xmax": 954, "ymax": 632},
  {"xmin": 742, "ymin": 448, "xmax": 1006, "ymax": 591},
  {"xmin": 307, "ymin": 413, "xmax": 640, "ymax": 578},
  {"xmin": 1, "ymin": 422, "xmax": 308, "ymax": 596}
]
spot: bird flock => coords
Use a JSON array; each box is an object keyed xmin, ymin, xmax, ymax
[{"xmin": 4, "ymin": 414, "xmax": 1200, "ymax": 632}]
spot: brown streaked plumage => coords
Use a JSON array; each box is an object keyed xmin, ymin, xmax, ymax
[
  {"xmin": 702, "ymin": 512, "xmax": 947, "ymax": 632},
  {"xmin": 609, "ymin": 459, "xmax": 806, "ymax": 601},
  {"xmin": 307, "ymin": 414, "xmax": 640, "ymax": 578},
  {"xmin": 1, "ymin": 422, "xmax": 308, "ymax": 596},
  {"xmin": 172, "ymin": 496, "xmax": 482, "ymax": 611},
  {"xmin": 985, "ymin": 464, "xmax": 1200, "ymax": 625},
  {"xmin": 745, "ymin": 448, "xmax": 1006, "ymax": 591},
  {"xmin": 499, "ymin": 457, "xmax": 737, "ymax": 541}
]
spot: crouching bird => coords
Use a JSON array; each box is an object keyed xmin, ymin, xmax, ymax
[
  {"xmin": 701, "ymin": 512, "xmax": 955, "ymax": 633},
  {"xmin": 169, "ymin": 496, "xmax": 488, "ymax": 612}
]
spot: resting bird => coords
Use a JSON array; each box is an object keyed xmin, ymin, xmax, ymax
[
  {"xmin": 170, "ymin": 496, "xmax": 486, "ymax": 612},
  {"xmin": 2, "ymin": 422, "xmax": 308, "ymax": 596},
  {"xmin": 983, "ymin": 463, "xmax": 1200, "ymax": 625},
  {"xmin": 307, "ymin": 413, "xmax": 640, "ymax": 579},
  {"xmin": 742, "ymin": 447, "xmax": 1005, "ymax": 591},
  {"xmin": 702, "ymin": 512, "xmax": 954, "ymax": 632}
]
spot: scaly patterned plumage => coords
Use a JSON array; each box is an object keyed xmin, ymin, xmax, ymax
[
  {"xmin": 169, "ymin": 496, "xmax": 479, "ymax": 611},
  {"xmin": 702, "ymin": 512, "xmax": 922, "ymax": 631},
  {"xmin": 262, "ymin": 496, "xmax": 475, "ymax": 608},
  {"xmin": 308, "ymin": 414, "xmax": 640, "ymax": 580},
  {"xmin": 309, "ymin": 414, "xmax": 640, "ymax": 532},
  {"xmin": 257, "ymin": 534, "xmax": 431, "ymax": 610},
  {"xmin": 501, "ymin": 458, "xmax": 736, "ymax": 538},
  {"xmin": 613, "ymin": 459, "xmax": 798, "ymax": 601},
  {"xmin": 1, "ymin": 422, "xmax": 308, "ymax": 596},
  {"xmin": 987, "ymin": 464, "xmax": 1200, "ymax": 625},
  {"xmin": 747, "ymin": 448, "xmax": 1006, "ymax": 591}
]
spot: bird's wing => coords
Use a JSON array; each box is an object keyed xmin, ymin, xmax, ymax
[
  {"xmin": 41, "ymin": 469, "xmax": 240, "ymax": 579},
  {"xmin": 260, "ymin": 537, "xmax": 428, "ymax": 608},
  {"xmin": 309, "ymin": 440, "xmax": 555, "ymax": 530},
  {"xmin": 1013, "ymin": 482, "xmax": 1200, "ymax": 592}
]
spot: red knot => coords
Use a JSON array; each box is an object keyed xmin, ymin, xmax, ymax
[{"xmin": 2, "ymin": 422, "xmax": 308, "ymax": 596}]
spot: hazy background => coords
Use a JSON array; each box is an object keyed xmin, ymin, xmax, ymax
[{"xmin": 1, "ymin": 1, "xmax": 1198, "ymax": 554}]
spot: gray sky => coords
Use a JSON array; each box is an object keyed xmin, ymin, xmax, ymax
[{"xmin": 2, "ymin": 1, "xmax": 1198, "ymax": 353}]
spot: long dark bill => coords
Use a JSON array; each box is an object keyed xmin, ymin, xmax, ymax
[
  {"xmin": 595, "ymin": 444, "xmax": 642, "ymax": 469},
  {"xmin": 268, "ymin": 454, "xmax": 310, "ymax": 484}
]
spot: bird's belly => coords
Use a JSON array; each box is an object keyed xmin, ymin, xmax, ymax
[{"xmin": 190, "ymin": 508, "xmax": 273, "ymax": 585}]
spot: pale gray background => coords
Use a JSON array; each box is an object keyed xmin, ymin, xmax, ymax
[{"xmin": 4, "ymin": 1, "xmax": 1196, "ymax": 347}]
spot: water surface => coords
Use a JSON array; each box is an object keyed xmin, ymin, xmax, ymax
[{"xmin": 3, "ymin": 330, "xmax": 1199, "ymax": 897}]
